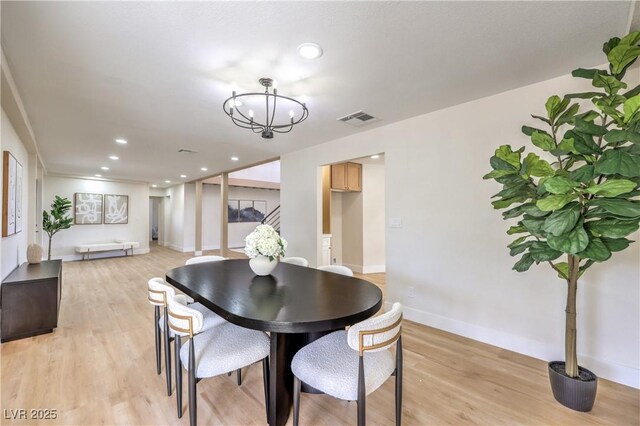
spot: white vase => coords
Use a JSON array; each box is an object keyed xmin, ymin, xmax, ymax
[{"xmin": 249, "ymin": 255, "xmax": 278, "ymax": 276}]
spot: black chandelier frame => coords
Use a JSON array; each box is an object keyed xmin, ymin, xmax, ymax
[{"xmin": 222, "ymin": 78, "xmax": 309, "ymax": 139}]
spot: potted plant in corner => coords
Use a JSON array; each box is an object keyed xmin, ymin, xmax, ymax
[
  {"xmin": 484, "ymin": 31, "xmax": 640, "ymax": 412},
  {"xmin": 43, "ymin": 196, "xmax": 73, "ymax": 260}
]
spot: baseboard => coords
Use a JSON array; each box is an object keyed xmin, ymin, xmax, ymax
[
  {"xmin": 362, "ymin": 264, "xmax": 385, "ymax": 274},
  {"xmin": 342, "ymin": 263, "xmax": 363, "ymax": 273},
  {"xmin": 384, "ymin": 302, "xmax": 639, "ymax": 389}
]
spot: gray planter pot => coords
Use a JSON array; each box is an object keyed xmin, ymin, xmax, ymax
[{"xmin": 548, "ymin": 361, "xmax": 597, "ymax": 412}]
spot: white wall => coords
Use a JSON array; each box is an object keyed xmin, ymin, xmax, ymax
[
  {"xmin": 1, "ymin": 108, "xmax": 30, "ymax": 279},
  {"xmin": 362, "ymin": 163, "xmax": 385, "ymax": 272},
  {"xmin": 341, "ymin": 191, "xmax": 363, "ymax": 271},
  {"xmin": 42, "ymin": 176, "xmax": 150, "ymax": 260},
  {"xmin": 330, "ymin": 191, "xmax": 342, "ymax": 264},
  {"xmin": 280, "ymin": 69, "xmax": 640, "ymax": 388},
  {"xmin": 168, "ymin": 183, "xmax": 280, "ymax": 252}
]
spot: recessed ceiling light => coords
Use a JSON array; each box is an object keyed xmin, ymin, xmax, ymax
[
  {"xmin": 109, "ymin": 155, "xmax": 119, "ymax": 160},
  {"xmin": 152, "ymin": 184, "xmax": 157, "ymax": 188},
  {"xmin": 95, "ymin": 174, "xmax": 102, "ymax": 177},
  {"xmin": 201, "ymin": 167, "xmax": 208, "ymax": 171},
  {"xmin": 231, "ymin": 156, "xmax": 239, "ymax": 161},
  {"xmin": 115, "ymin": 138, "xmax": 127, "ymax": 144},
  {"xmin": 165, "ymin": 180, "xmax": 171, "ymax": 183},
  {"xmin": 298, "ymin": 43, "xmax": 323, "ymax": 59},
  {"xmin": 371, "ymin": 155, "xmax": 380, "ymax": 159},
  {"xmin": 101, "ymin": 166, "xmax": 109, "ymax": 170},
  {"xmin": 180, "ymin": 174, "xmax": 187, "ymax": 178}
]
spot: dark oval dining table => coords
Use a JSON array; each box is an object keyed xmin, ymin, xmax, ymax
[{"xmin": 166, "ymin": 259, "xmax": 383, "ymax": 426}]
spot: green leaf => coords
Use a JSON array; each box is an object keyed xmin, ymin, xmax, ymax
[
  {"xmin": 571, "ymin": 68, "xmax": 601, "ymax": 79},
  {"xmin": 522, "ymin": 153, "xmax": 554, "ymax": 177},
  {"xmin": 521, "ymin": 126, "xmax": 549, "ymax": 137},
  {"xmin": 603, "ymin": 129, "xmax": 640, "ymax": 145},
  {"xmin": 603, "ymin": 37, "xmax": 620, "ymax": 55},
  {"xmin": 556, "ymin": 103, "xmax": 580, "ymax": 126},
  {"xmin": 483, "ymin": 169, "xmax": 515, "ymax": 180},
  {"xmin": 521, "ymin": 204, "xmax": 551, "ymax": 218},
  {"xmin": 574, "ymin": 117, "xmax": 608, "ymax": 136},
  {"xmin": 607, "ymin": 44, "xmax": 640, "ymax": 75},
  {"xmin": 589, "ymin": 199, "xmax": 640, "ymax": 218},
  {"xmin": 513, "ymin": 253, "xmax": 535, "ymax": 272},
  {"xmin": 601, "ymin": 237, "xmax": 632, "ymax": 252},
  {"xmin": 507, "ymin": 225, "xmax": 527, "ymax": 235},
  {"xmin": 592, "ymin": 73, "xmax": 627, "ymax": 95},
  {"xmin": 564, "ymin": 92, "xmax": 603, "ymax": 100},
  {"xmin": 546, "ymin": 221, "xmax": 590, "ymax": 254},
  {"xmin": 577, "ymin": 238, "xmax": 611, "ymax": 261},
  {"xmin": 529, "ymin": 241, "xmax": 563, "ymax": 262},
  {"xmin": 495, "ymin": 145, "xmax": 523, "ymax": 170},
  {"xmin": 508, "ymin": 236, "xmax": 528, "ymax": 248},
  {"xmin": 490, "ymin": 155, "xmax": 517, "ymax": 171},
  {"xmin": 623, "ymin": 84, "xmax": 640, "ymax": 99},
  {"xmin": 522, "ymin": 217, "xmax": 546, "ymax": 236},
  {"xmin": 554, "ymin": 262, "xmax": 569, "ymax": 280},
  {"xmin": 588, "ymin": 218, "xmax": 640, "ymax": 238},
  {"xmin": 623, "ymin": 95, "xmax": 640, "ymax": 123},
  {"xmin": 620, "ymin": 31, "xmax": 640, "ymax": 47},
  {"xmin": 566, "ymin": 130, "xmax": 601, "ymax": 155},
  {"xmin": 543, "ymin": 176, "xmax": 580, "ymax": 194},
  {"xmin": 510, "ymin": 241, "xmax": 532, "ymax": 256},
  {"xmin": 531, "ymin": 131, "xmax": 555, "ymax": 151},
  {"xmin": 545, "ymin": 95, "xmax": 566, "ymax": 120},
  {"xmin": 542, "ymin": 202, "xmax": 581, "ymax": 236},
  {"xmin": 503, "ymin": 204, "xmax": 528, "ymax": 219},
  {"xmin": 556, "ymin": 137, "xmax": 578, "ymax": 155},
  {"xmin": 492, "ymin": 197, "xmax": 526, "ymax": 209},
  {"xmin": 568, "ymin": 165, "xmax": 595, "ymax": 183},
  {"xmin": 537, "ymin": 194, "xmax": 578, "ymax": 211},
  {"xmin": 594, "ymin": 149, "xmax": 640, "ymax": 177},
  {"xmin": 585, "ymin": 179, "xmax": 637, "ymax": 197}
]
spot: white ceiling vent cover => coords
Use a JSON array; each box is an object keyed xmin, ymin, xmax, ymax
[
  {"xmin": 337, "ymin": 110, "xmax": 380, "ymax": 127},
  {"xmin": 178, "ymin": 148, "xmax": 198, "ymax": 154}
]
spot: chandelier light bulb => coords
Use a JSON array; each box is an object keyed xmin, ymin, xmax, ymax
[
  {"xmin": 249, "ymin": 109, "xmax": 254, "ymax": 118},
  {"xmin": 289, "ymin": 110, "xmax": 295, "ymax": 118}
]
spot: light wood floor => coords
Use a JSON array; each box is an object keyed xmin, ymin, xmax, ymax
[{"xmin": 1, "ymin": 245, "xmax": 638, "ymax": 425}]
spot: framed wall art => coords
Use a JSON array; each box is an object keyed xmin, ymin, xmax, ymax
[
  {"xmin": 74, "ymin": 193, "xmax": 103, "ymax": 224},
  {"xmin": 2, "ymin": 151, "xmax": 20, "ymax": 237},
  {"xmin": 104, "ymin": 194, "xmax": 128, "ymax": 224}
]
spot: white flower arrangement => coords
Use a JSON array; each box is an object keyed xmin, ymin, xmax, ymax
[{"xmin": 244, "ymin": 224, "xmax": 287, "ymax": 261}]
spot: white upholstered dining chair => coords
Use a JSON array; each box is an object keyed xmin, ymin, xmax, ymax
[
  {"xmin": 317, "ymin": 264, "xmax": 354, "ymax": 277},
  {"xmin": 291, "ymin": 302, "xmax": 403, "ymax": 426},
  {"xmin": 281, "ymin": 257, "xmax": 310, "ymax": 267},
  {"xmin": 167, "ymin": 295, "xmax": 271, "ymax": 426},
  {"xmin": 147, "ymin": 278, "xmax": 225, "ymax": 397},
  {"xmin": 185, "ymin": 255, "xmax": 226, "ymax": 265}
]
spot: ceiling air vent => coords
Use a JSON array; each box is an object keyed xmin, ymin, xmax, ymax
[
  {"xmin": 337, "ymin": 110, "xmax": 380, "ymax": 127},
  {"xmin": 178, "ymin": 148, "xmax": 198, "ymax": 154}
]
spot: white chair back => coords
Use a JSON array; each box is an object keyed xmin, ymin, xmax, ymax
[
  {"xmin": 185, "ymin": 255, "xmax": 226, "ymax": 265},
  {"xmin": 347, "ymin": 303, "xmax": 403, "ymax": 354},
  {"xmin": 281, "ymin": 257, "xmax": 309, "ymax": 267},
  {"xmin": 167, "ymin": 295, "xmax": 204, "ymax": 338},
  {"xmin": 317, "ymin": 265, "xmax": 353, "ymax": 277},
  {"xmin": 148, "ymin": 277, "xmax": 177, "ymax": 307}
]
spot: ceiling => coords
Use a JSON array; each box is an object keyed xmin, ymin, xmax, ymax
[{"xmin": 0, "ymin": 1, "xmax": 635, "ymax": 187}]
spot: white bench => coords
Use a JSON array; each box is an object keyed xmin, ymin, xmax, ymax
[{"xmin": 75, "ymin": 240, "xmax": 140, "ymax": 260}]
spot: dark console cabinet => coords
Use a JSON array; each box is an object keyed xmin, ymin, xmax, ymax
[{"xmin": 1, "ymin": 260, "xmax": 62, "ymax": 342}]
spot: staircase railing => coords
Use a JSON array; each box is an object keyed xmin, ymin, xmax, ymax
[{"xmin": 261, "ymin": 205, "xmax": 280, "ymax": 233}]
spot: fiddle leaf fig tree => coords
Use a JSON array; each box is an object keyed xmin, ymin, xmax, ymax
[
  {"xmin": 43, "ymin": 196, "xmax": 73, "ymax": 260},
  {"xmin": 484, "ymin": 31, "xmax": 640, "ymax": 379}
]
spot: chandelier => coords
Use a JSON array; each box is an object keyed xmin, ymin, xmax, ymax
[{"xmin": 222, "ymin": 78, "xmax": 309, "ymax": 139}]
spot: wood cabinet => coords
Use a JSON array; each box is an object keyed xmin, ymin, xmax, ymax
[
  {"xmin": 1, "ymin": 260, "xmax": 62, "ymax": 343},
  {"xmin": 331, "ymin": 162, "xmax": 361, "ymax": 192}
]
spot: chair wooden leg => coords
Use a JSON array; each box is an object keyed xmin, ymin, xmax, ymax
[
  {"xmin": 396, "ymin": 337, "xmax": 403, "ymax": 426},
  {"xmin": 154, "ymin": 306, "xmax": 161, "ymax": 375},
  {"xmin": 237, "ymin": 368, "xmax": 242, "ymax": 386},
  {"xmin": 163, "ymin": 307, "xmax": 172, "ymax": 396},
  {"xmin": 262, "ymin": 358, "xmax": 270, "ymax": 424},
  {"xmin": 357, "ymin": 355, "xmax": 366, "ymax": 426},
  {"xmin": 293, "ymin": 375, "xmax": 301, "ymax": 426},
  {"xmin": 188, "ymin": 339, "xmax": 197, "ymax": 426},
  {"xmin": 175, "ymin": 335, "xmax": 183, "ymax": 418}
]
